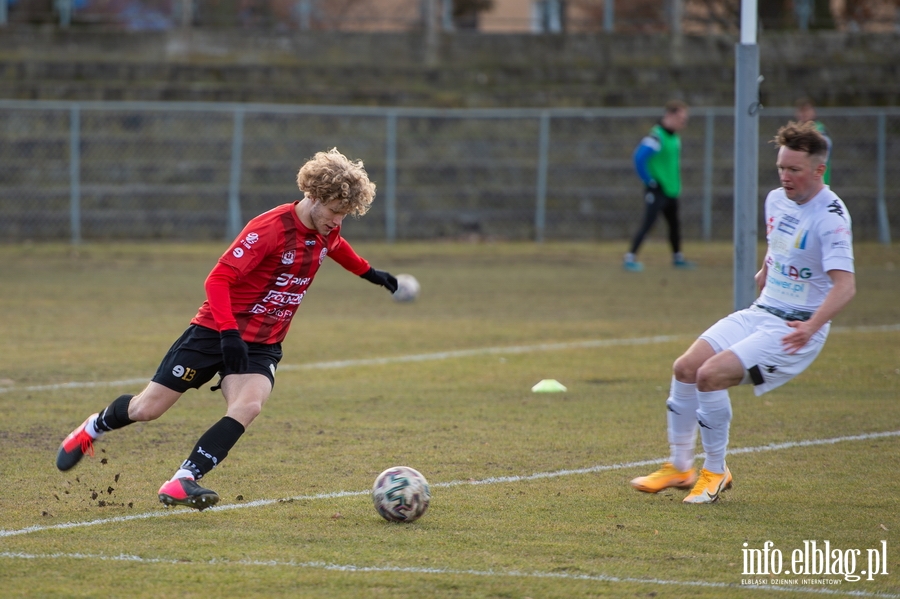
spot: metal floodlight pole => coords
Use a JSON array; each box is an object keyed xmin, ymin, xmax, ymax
[
  {"xmin": 875, "ymin": 112, "xmax": 891, "ymax": 245},
  {"xmin": 702, "ymin": 110, "xmax": 715, "ymax": 242},
  {"xmin": 385, "ymin": 111, "xmax": 398, "ymax": 243},
  {"xmin": 69, "ymin": 104, "xmax": 81, "ymax": 245},
  {"xmin": 535, "ymin": 111, "xmax": 550, "ymax": 243},
  {"xmin": 227, "ymin": 108, "xmax": 245, "ymax": 241},
  {"xmin": 733, "ymin": 0, "xmax": 760, "ymax": 311}
]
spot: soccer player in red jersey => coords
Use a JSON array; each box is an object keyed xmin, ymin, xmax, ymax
[{"xmin": 56, "ymin": 148, "xmax": 399, "ymax": 510}]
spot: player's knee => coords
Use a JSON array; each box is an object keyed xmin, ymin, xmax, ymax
[
  {"xmin": 244, "ymin": 401, "xmax": 264, "ymax": 421},
  {"xmin": 695, "ymin": 365, "xmax": 733, "ymax": 393},
  {"xmin": 694, "ymin": 367, "xmax": 714, "ymax": 392},
  {"xmin": 127, "ymin": 400, "xmax": 165, "ymax": 422},
  {"xmin": 229, "ymin": 398, "xmax": 264, "ymax": 427},
  {"xmin": 672, "ymin": 355, "xmax": 699, "ymax": 383}
]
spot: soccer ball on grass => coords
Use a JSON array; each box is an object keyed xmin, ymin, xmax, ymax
[{"xmin": 372, "ymin": 466, "xmax": 431, "ymax": 522}]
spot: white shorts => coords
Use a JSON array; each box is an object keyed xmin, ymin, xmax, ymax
[{"xmin": 699, "ymin": 305, "xmax": 830, "ymax": 396}]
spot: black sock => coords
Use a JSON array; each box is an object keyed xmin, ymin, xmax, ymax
[
  {"xmin": 95, "ymin": 394, "xmax": 135, "ymax": 432},
  {"xmin": 180, "ymin": 416, "xmax": 246, "ymax": 480}
]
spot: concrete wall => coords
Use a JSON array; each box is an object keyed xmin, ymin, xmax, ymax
[{"xmin": 0, "ymin": 29, "xmax": 898, "ymax": 107}]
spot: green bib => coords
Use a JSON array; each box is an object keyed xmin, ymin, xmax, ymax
[{"xmin": 647, "ymin": 124, "xmax": 681, "ymax": 198}]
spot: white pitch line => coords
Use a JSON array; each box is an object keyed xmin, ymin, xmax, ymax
[
  {"xmin": 0, "ymin": 552, "xmax": 897, "ymax": 598},
  {"xmin": 0, "ymin": 378, "xmax": 149, "ymax": 395},
  {"xmin": 2, "ymin": 430, "xmax": 898, "ymax": 539},
  {"xmin": 0, "ymin": 334, "xmax": 686, "ymax": 396},
  {"xmin": 278, "ymin": 333, "xmax": 684, "ymax": 370},
  {"xmin": 2, "ymin": 323, "xmax": 896, "ymax": 395}
]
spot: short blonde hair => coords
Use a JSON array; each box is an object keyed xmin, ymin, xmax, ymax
[{"xmin": 296, "ymin": 148, "xmax": 376, "ymax": 217}]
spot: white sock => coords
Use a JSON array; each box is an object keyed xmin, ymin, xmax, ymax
[
  {"xmin": 674, "ymin": 252, "xmax": 685, "ymax": 262},
  {"xmin": 625, "ymin": 253, "xmax": 636, "ymax": 263},
  {"xmin": 697, "ymin": 389, "xmax": 732, "ymax": 473},
  {"xmin": 666, "ymin": 377, "xmax": 699, "ymax": 472},
  {"xmin": 85, "ymin": 415, "xmax": 103, "ymax": 440},
  {"xmin": 171, "ymin": 469, "xmax": 195, "ymax": 482}
]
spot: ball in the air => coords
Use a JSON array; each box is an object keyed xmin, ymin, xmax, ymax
[{"xmin": 393, "ymin": 274, "xmax": 420, "ymax": 302}]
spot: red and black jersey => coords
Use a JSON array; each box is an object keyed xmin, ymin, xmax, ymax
[{"xmin": 191, "ymin": 201, "xmax": 370, "ymax": 344}]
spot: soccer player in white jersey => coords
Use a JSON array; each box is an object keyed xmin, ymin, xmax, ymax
[{"xmin": 630, "ymin": 121, "xmax": 855, "ymax": 503}]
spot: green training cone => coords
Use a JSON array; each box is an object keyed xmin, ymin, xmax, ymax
[{"xmin": 531, "ymin": 379, "xmax": 567, "ymax": 393}]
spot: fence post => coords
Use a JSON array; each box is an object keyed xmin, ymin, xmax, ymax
[
  {"xmin": 876, "ymin": 111, "xmax": 891, "ymax": 245},
  {"xmin": 69, "ymin": 104, "xmax": 81, "ymax": 245},
  {"xmin": 180, "ymin": 0, "xmax": 193, "ymax": 27},
  {"xmin": 702, "ymin": 110, "xmax": 715, "ymax": 241},
  {"xmin": 604, "ymin": 0, "xmax": 614, "ymax": 32},
  {"xmin": 385, "ymin": 111, "xmax": 398, "ymax": 242},
  {"xmin": 56, "ymin": 0, "xmax": 72, "ymax": 27},
  {"xmin": 535, "ymin": 111, "xmax": 550, "ymax": 243},
  {"xmin": 442, "ymin": 0, "xmax": 454, "ymax": 31},
  {"xmin": 733, "ymin": 43, "xmax": 760, "ymax": 311},
  {"xmin": 227, "ymin": 108, "xmax": 245, "ymax": 241}
]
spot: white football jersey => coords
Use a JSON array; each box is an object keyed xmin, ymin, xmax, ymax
[{"xmin": 758, "ymin": 186, "xmax": 854, "ymax": 313}]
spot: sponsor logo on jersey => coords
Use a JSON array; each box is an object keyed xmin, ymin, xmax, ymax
[
  {"xmin": 232, "ymin": 247, "xmax": 244, "ymax": 258},
  {"xmin": 262, "ymin": 289, "xmax": 305, "ymax": 306},
  {"xmin": 282, "ymin": 250, "xmax": 295, "ymax": 265},
  {"xmin": 249, "ymin": 303, "xmax": 294, "ymax": 320},
  {"xmin": 777, "ymin": 215, "xmax": 800, "ymax": 236},
  {"xmin": 240, "ymin": 232, "xmax": 259, "ymax": 250},
  {"xmin": 305, "ymin": 239, "xmax": 317, "ymax": 246},
  {"xmin": 794, "ymin": 230, "xmax": 809, "ymax": 250},
  {"xmin": 766, "ymin": 257, "xmax": 812, "ymax": 280},
  {"xmin": 275, "ymin": 273, "xmax": 312, "ymax": 287}
]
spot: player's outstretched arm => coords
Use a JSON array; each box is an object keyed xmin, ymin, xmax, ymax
[
  {"xmin": 360, "ymin": 267, "xmax": 399, "ymax": 294},
  {"xmin": 325, "ymin": 237, "xmax": 397, "ymax": 293}
]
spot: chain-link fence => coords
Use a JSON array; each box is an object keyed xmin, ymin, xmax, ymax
[{"xmin": 0, "ymin": 100, "xmax": 897, "ymax": 243}]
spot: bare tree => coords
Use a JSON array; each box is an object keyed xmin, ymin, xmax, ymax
[
  {"xmin": 685, "ymin": 0, "xmax": 739, "ymax": 33},
  {"xmin": 451, "ymin": 0, "xmax": 493, "ymax": 29}
]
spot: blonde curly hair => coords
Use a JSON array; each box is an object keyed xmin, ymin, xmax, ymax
[{"xmin": 296, "ymin": 148, "xmax": 376, "ymax": 217}]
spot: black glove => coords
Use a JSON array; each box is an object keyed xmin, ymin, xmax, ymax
[
  {"xmin": 220, "ymin": 329, "xmax": 249, "ymax": 374},
  {"xmin": 360, "ymin": 267, "xmax": 398, "ymax": 294}
]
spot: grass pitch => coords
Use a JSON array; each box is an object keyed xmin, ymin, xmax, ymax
[{"xmin": 0, "ymin": 240, "xmax": 898, "ymax": 598}]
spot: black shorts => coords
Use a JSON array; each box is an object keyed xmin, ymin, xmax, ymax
[{"xmin": 151, "ymin": 324, "xmax": 283, "ymax": 393}]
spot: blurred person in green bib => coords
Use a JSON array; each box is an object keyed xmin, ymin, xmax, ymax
[{"xmin": 624, "ymin": 100, "xmax": 694, "ymax": 272}]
